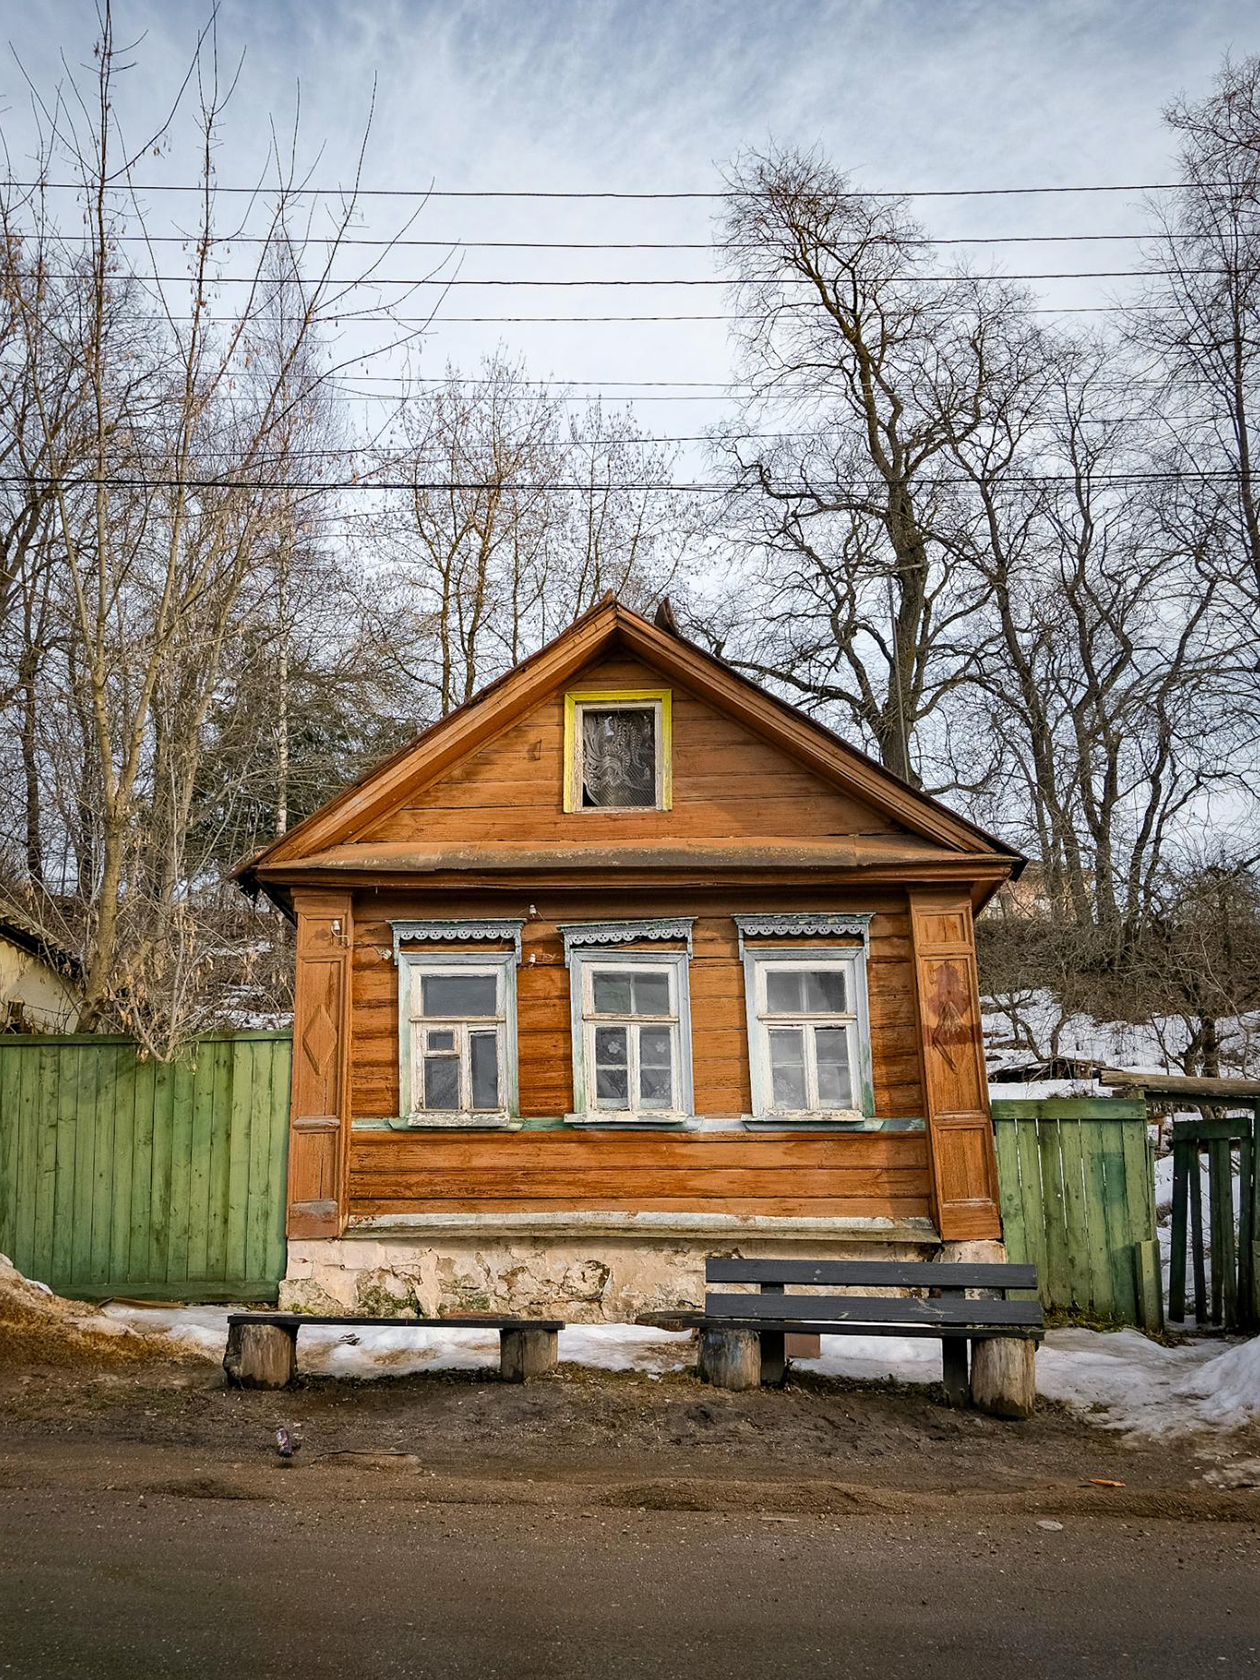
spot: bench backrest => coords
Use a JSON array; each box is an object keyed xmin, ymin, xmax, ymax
[{"xmin": 705, "ymin": 1257, "xmax": 1037, "ymax": 1293}]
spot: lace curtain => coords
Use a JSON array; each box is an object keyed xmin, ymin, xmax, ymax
[{"xmin": 581, "ymin": 708, "xmax": 656, "ymax": 807}]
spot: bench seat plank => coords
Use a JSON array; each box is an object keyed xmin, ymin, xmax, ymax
[
  {"xmin": 704, "ymin": 1292, "xmax": 1043, "ymax": 1328},
  {"xmin": 226, "ymin": 1313, "xmax": 566, "ymax": 1332},
  {"xmin": 705, "ymin": 1259, "xmax": 1038, "ymax": 1291},
  {"xmin": 696, "ymin": 1317, "xmax": 1043, "ymax": 1341}
]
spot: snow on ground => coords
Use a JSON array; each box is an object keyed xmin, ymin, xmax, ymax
[{"xmin": 96, "ymin": 1299, "xmax": 1259, "ymax": 1439}]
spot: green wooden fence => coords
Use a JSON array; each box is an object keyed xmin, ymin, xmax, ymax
[
  {"xmin": 0, "ymin": 1032, "xmax": 291, "ymax": 1302},
  {"xmin": 992, "ymin": 1097, "xmax": 1162, "ymax": 1330}
]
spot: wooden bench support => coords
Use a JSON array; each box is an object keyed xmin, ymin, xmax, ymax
[
  {"xmin": 499, "ymin": 1326, "xmax": 559, "ymax": 1382},
  {"xmin": 941, "ymin": 1338, "xmax": 969, "ymax": 1407},
  {"xmin": 969, "ymin": 1336, "xmax": 1036, "ymax": 1419},
  {"xmin": 224, "ymin": 1321, "xmax": 298, "ymax": 1390},
  {"xmin": 698, "ymin": 1326, "xmax": 762, "ymax": 1391}
]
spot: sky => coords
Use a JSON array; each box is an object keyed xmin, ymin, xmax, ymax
[{"xmin": 1, "ymin": 0, "xmax": 1256, "ymax": 474}]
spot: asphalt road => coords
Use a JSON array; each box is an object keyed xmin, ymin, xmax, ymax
[{"xmin": 2, "ymin": 1490, "xmax": 1257, "ymax": 1679}]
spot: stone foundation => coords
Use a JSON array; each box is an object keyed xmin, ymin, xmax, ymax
[{"xmin": 281, "ymin": 1221, "xmax": 943, "ymax": 1322}]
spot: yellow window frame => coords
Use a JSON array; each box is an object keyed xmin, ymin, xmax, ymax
[{"xmin": 563, "ymin": 688, "xmax": 673, "ymax": 813}]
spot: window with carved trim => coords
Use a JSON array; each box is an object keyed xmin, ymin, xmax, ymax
[
  {"xmin": 744, "ymin": 949, "xmax": 872, "ymax": 1122},
  {"xmin": 563, "ymin": 689, "xmax": 672, "ymax": 811},
  {"xmin": 565, "ymin": 949, "xmax": 692, "ymax": 1124},
  {"xmin": 397, "ymin": 953, "xmax": 517, "ymax": 1127}
]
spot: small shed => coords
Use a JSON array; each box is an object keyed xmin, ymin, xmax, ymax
[
  {"xmin": 0, "ymin": 909, "xmax": 82, "ymax": 1034},
  {"xmin": 237, "ymin": 598, "xmax": 1024, "ymax": 1319}
]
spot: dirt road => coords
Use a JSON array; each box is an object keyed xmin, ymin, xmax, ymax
[{"xmin": 3, "ymin": 1357, "xmax": 1258, "ymax": 1677}]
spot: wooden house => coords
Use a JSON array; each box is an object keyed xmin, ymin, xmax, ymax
[{"xmin": 237, "ymin": 598, "xmax": 1023, "ymax": 1319}]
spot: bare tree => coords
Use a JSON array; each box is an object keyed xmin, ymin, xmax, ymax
[{"xmin": 714, "ymin": 145, "xmax": 1044, "ymax": 784}]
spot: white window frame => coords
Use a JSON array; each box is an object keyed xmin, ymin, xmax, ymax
[
  {"xmin": 397, "ymin": 951, "xmax": 518, "ymax": 1128},
  {"xmin": 742, "ymin": 944, "xmax": 874, "ymax": 1124},
  {"xmin": 567, "ymin": 694, "xmax": 669, "ymax": 812},
  {"xmin": 565, "ymin": 948, "xmax": 693, "ymax": 1126}
]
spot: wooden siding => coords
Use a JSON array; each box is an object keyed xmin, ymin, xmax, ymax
[
  {"xmin": 359, "ymin": 655, "xmax": 911, "ymax": 848},
  {"xmin": 349, "ymin": 1127, "xmax": 932, "ymax": 1222},
  {"xmin": 345, "ymin": 884, "xmax": 930, "ymax": 1223},
  {"xmin": 349, "ymin": 889, "xmax": 923, "ymax": 1124}
]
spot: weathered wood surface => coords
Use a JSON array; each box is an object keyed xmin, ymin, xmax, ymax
[
  {"xmin": 697, "ymin": 1327, "xmax": 762, "ymax": 1391},
  {"xmin": 1101, "ymin": 1070, "xmax": 1260, "ymax": 1099},
  {"xmin": 348, "ymin": 1126, "xmax": 932, "ymax": 1221},
  {"xmin": 705, "ymin": 1257, "xmax": 1036, "ymax": 1290},
  {"xmin": 349, "ymin": 887, "xmax": 925, "ymax": 1126},
  {"xmin": 992, "ymin": 1099, "xmax": 1160, "ymax": 1328},
  {"xmin": 704, "ymin": 1292, "xmax": 1043, "ymax": 1328},
  {"xmin": 287, "ymin": 891, "xmax": 352, "ymax": 1239},
  {"xmin": 223, "ymin": 1321, "xmax": 298, "ymax": 1389},
  {"xmin": 499, "ymin": 1327, "xmax": 559, "ymax": 1381},
  {"xmin": 908, "ymin": 891, "xmax": 1002, "ymax": 1241},
  {"xmin": 0, "ymin": 1033, "xmax": 290, "ymax": 1302},
  {"xmin": 969, "ymin": 1336, "xmax": 1036, "ymax": 1419}
]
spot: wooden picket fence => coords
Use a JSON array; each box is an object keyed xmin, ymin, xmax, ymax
[
  {"xmin": 1167, "ymin": 1108, "xmax": 1260, "ymax": 1331},
  {"xmin": 992, "ymin": 1097, "xmax": 1162, "ymax": 1330},
  {"xmin": 0, "ymin": 1032, "xmax": 291, "ymax": 1302}
]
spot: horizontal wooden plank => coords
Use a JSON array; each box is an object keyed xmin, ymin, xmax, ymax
[
  {"xmin": 349, "ymin": 1130, "xmax": 928, "ymax": 1169},
  {"xmin": 229, "ymin": 1313, "xmax": 564, "ymax": 1330},
  {"xmin": 704, "ymin": 1292, "xmax": 1044, "ymax": 1327},
  {"xmin": 349, "ymin": 1166, "xmax": 931, "ymax": 1200},
  {"xmin": 350, "ymin": 1196, "xmax": 932, "ymax": 1218},
  {"xmin": 705, "ymin": 1258, "xmax": 1037, "ymax": 1289},
  {"xmin": 691, "ymin": 1319, "xmax": 1043, "ymax": 1341}
]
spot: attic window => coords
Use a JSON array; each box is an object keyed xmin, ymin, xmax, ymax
[{"xmin": 563, "ymin": 689, "xmax": 673, "ymax": 812}]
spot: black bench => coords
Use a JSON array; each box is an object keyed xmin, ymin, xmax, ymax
[
  {"xmin": 223, "ymin": 1312, "xmax": 565, "ymax": 1389},
  {"xmin": 688, "ymin": 1257, "xmax": 1042, "ymax": 1412}
]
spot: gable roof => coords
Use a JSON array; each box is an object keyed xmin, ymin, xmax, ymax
[{"xmin": 235, "ymin": 595, "xmax": 1023, "ymax": 904}]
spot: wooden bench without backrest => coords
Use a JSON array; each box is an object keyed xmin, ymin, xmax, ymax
[
  {"xmin": 702, "ymin": 1257, "xmax": 1043, "ymax": 1409},
  {"xmin": 223, "ymin": 1312, "xmax": 565, "ymax": 1389}
]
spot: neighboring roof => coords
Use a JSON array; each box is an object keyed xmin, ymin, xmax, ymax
[
  {"xmin": 236, "ymin": 595, "xmax": 1024, "ymax": 907},
  {"xmin": 0, "ymin": 906, "xmax": 83, "ymax": 981}
]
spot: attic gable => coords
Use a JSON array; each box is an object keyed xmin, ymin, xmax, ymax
[{"xmin": 236, "ymin": 598, "xmax": 1022, "ymax": 892}]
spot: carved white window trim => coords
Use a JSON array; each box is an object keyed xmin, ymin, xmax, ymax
[
  {"xmin": 740, "ymin": 941, "xmax": 875, "ymax": 1125},
  {"xmin": 390, "ymin": 918, "xmax": 524, "ymax": 965},
  {"xmin": 733, "ymin": 912, "xmax": 871, "ymax": 958},
  {"xmin": 396, "ymin": 950, "xmax": 519, "ymax": 1129},
  {"xmin": 559, "ymin": 918, "xmax": 695, "ymax": 960}
]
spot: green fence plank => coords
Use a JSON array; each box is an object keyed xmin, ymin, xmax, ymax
[
  {"xmin": 88, "ymin": 1045, "xmax": 120, "ymax": 1287},
  {"xmin": 1037, "ymin": 1118, "xmax": 1072, "ymax": 1310},
  {"xmin": 0, "ymin": 1048, "xmax": 19, "ymax": 1258},
  {"xmin": 148, "ymin": 1058, "xmax": 175, "ymax": 1285},
  {"xmin": 165, "ymin": 1053, "xmax": 197, "ymax": 1287},
  {"xmin": 69, "ymin": 1047, "xmax": 99, "ymax": 1288},
  {"xmin": 224, "ymin": 1041, "xmax": 254, "ymax": 1288},
  {"xmin": 1014, "ymin": 1111, "xmax": 1050, "ymax": 1307},
  {"xmin": 202, "ymin": 1040, "xmax": 233, "ymax": 1287},
  {"xmin": 128, "ymin": 1057, "xmax": 158, "ymax": 1286},
  {"xmin": 49, "ymin": 1044, "xmax": 81, "ymax": 1293},
  {"xmin": 993, "ymin": 1119, "xmax": 1025, "ymax": 1256},
  {"xmin": 1082, "ymin": 1123, "xmax": 1115, "ymax": 1320},
  {"xmin": 1058, "ymin": 1119, "xmax": 1089, "ymax": 1313},
  {"xmin": 108, "ymin": 1045, "xmax": 138, "ymax": 1288},
  {"xmin": 1120, "ymin": 1117, "xmax": 1159, "ymax": 1328},
  {"xmin": 1101, "ymin": 1119, "xmax": 1138, "ymax": 1324},
  {"xmin": 30, "ymin": 1040, "xmax": 59, "ymax": 1286}
]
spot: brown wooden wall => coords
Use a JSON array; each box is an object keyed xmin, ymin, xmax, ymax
[
  {"xmin": 359, "ymin": 654, "xmax": 912, "ymax": 847},
  {"xmin": 346, "ymin": 886, "xmax": 930, "ymax": 1223}
]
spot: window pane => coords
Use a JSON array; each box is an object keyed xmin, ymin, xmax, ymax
[
  {"xmin": 631, "ymin": 972, "xmax": 671, "ymax": 1015},
  {"xmin": 426, "ymin": 1029, "xmax": 455, "ymax": 1052},
  {"xmin": 595, "ymin": 1065, "xmax": 630, "ymax": 1104},
  {"xmin": 591, "ymin": 972, "xmax": 633, "ymax": 1014},
  {"xmin": 420, "ymin": 973, "xmax": 497, "ymax": 1017},
  {"xmin": 581, "ymin": 708, "xmax": 656, "ymax": 808},
  {"xmin": 469, "ymin": 1032, "xmax": 500, "ymax": 1110},
  {"xmin": 768, "ymin": 1027, "xmax": 806, "ymax": 1108},
  {"xmin": 594, "ymin": 1023, "xmax": 629, "ymax": 1107},
  {"xmin": 765, "ymin": 970, "xmax": 804, "ymax": 1013},
  {"xmin": 638, "ymin": 1025, "xmax": 673, "ymax": 1109},
  {"xmin": 422, "ymin": 1055, "xmax": 459, "ymax": 1110},
  {"xmin": 804, "ymin": 970, "xmax": 847, "ymax": 1013},
  {"xmin": 815, "ymin": 1027, "xmax": 853, "ymax": 1108}
]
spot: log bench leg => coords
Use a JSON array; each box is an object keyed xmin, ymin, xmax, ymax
[
  {"xmin": 698, "ymin": 1327, "xmax": 761, "ymax": 1391},
  {"xmin": 969, "ymin": 1338, "xmax": 1036, "ymax": 1419},
  {"xmin": 223, "ymin": 1322, "xmax": 298, "ymax": 1390},
  {"xmin": 760, "ymin": 1331, "xmax": 786, "ymax": 1387},
  {"xmin": 499, "ymin": 1327, "xmax": 558, "ymax": 1382},
  {"xmin": 941, "ymin": 1338, "xmax": 969, "ymax": 1407}
]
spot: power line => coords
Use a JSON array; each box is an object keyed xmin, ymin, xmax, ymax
[
  {"xmin": 27, "ymin": 268, "xmax": 1226, "ymax": 286},
  {"xmin": 17, "ymin": 231, "xmax": 1210, "ymax": 249},
  {"xmin": 2, "ymin": 177, "xmax": 1221, "ymax": 199},
  {"xmin": 9, "ymin": 467, "xmax": 1252, "ymax": 495}
]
